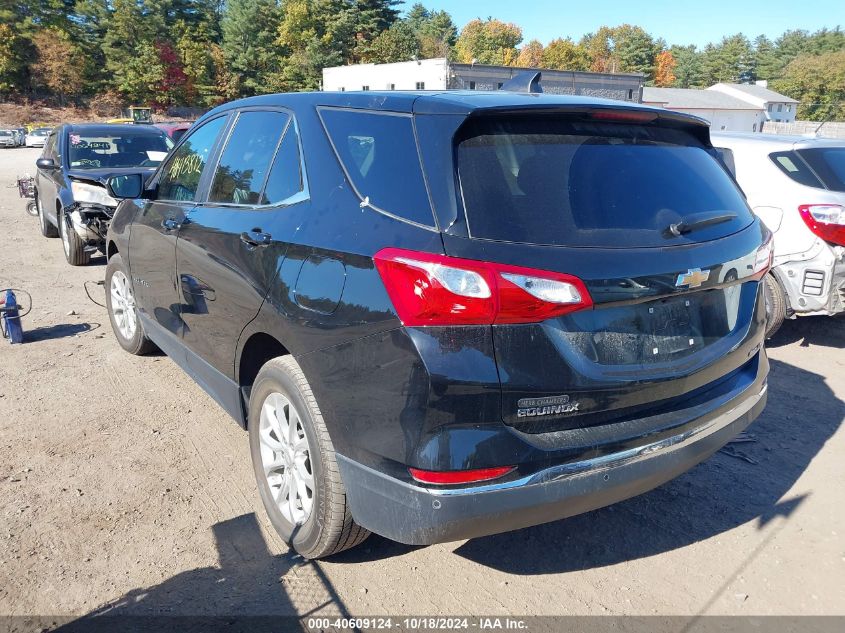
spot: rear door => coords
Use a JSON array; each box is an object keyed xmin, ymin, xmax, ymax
[
  {"xmin": 129, "ymin": 115, "xmax": 229, "ymax": 344},
  {"xmin": 176, "ymin": 107, "xmax": 310, "ymax": 379},
  {"xmin": 444, "ymin": 113, "xmax": 768, "ymax": 431}
]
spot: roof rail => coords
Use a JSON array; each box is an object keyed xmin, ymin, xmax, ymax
[{"xmin": 499, "ymin": 71, "xmax": 543, "ymax": 94}]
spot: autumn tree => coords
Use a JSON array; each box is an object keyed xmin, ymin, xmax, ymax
[
  {"xmin": 542, "ymin": 37, "xmax": 589, "ymax": 70},
  {"xmin": 455, "ymin": 18, "xmax": 522, "ymax": 66},
  {"xmin": 653, "ymin": 50, "xmax": 676, "ymax": 87},
  {"xmin": 30, "ymin": 29, "xmax": 85, "ymax": 102},
  {"xmin": 581, "ymin": 25, "xmax": 659, "ymax": 78},
  {"xmin": 516, "ymin": 39, "xmax": 544, "ymax": 67}
]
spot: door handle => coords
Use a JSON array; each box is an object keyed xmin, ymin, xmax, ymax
[
  {"xmin": 161, "ymin": 217, "xmax": 181, "ymax": 231},
  {"xmin": 240, "ymin": 229, "xmax": 272, "ymax": 247}
]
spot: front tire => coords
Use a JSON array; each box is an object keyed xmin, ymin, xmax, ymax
[
  {"xmin": 59, "ymin": 209, "xmax": 90, "ymax": 266},
  {"xmin": 248, "ymin": 356, "xmax": 369, "ymax": 559},
  {"xmin": 763, "ymin": 272, "xmax": 786, "ymax": 339},
  {"xmin": 37, "ymin": 195, "xmax": 58, "ymax": 238},
  {"xmin": 105, "ymin": 253, "xmax": 156, "ymax": 355}
]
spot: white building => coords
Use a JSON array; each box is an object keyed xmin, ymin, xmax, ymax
[
  {"xmin": 642, "ymin": 87, "xmax": 767, "ymax": 132},
  {"xmin": 322, "ymin": 58, "xmax": 644, "ymax": 102},
  {"xmin": 323, "ymin": 58, "xmax": 450, "ymax": 92},
  {"xmin": 707, "ymin": 82, "xmax": 799, "ymax": 123}
]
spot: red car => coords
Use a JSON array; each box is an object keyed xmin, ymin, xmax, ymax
[{"xmin": 154, "ymin": 122, "xmax": 192, "ymax": 143}]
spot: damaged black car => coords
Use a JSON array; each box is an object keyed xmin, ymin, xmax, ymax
[{"xmin": 34, "ymin": 123, "xmax": 172, "ymax": 265}]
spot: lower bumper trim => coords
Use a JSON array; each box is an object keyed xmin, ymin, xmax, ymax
[{"xmin": 337, "ymin": 383, "xmax": 767, "ymax": 545}]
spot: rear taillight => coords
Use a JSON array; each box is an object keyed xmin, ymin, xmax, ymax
[
  {"xmin": 799, "ymin": 204, "xmax": 845, "ymax": 246},
  {"xmin": 409, "ymin": 466, "xmax": 515, "ymax": 485},
  {"xmin": 752, "ymin": 230, "xmax": 774, "ymax": 279},
  {"xmin": 374, "ymin": 248, "xmax": 593, "ymax": 326}
]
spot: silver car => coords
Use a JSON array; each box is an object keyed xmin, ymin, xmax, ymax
[
  {"xmin": 0, "ymin": 129, "xmax": 16, "ymax": 148},
  {"xmin": 713, "ymin": 132, "xmax": 845, "ymax": 337}
]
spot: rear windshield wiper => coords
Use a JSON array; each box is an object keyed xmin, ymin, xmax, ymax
[{"xmin": 665, "ymin": 212, "xmax": 737, "ymax": 237}]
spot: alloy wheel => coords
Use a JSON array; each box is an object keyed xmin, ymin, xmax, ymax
[
  {"xmin": 110, "ymin": 270, "xmax": 137, "ymax": 340},
  {"xmin": 258, "ymin": 392, "xmax": 315, "ymax": 525}
]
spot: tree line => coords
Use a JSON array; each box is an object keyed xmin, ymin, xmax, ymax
[{"xmin": 1, "ymin": 1, "xmax": 843, "ymax": 121}]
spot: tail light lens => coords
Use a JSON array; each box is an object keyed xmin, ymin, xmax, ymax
[
  {"xmin": 374, "ymin": 248, "xmax": 593, "ymax": 326},
  {"xmin": 409, "ymin": 465, "xmax": 515, "ymax": 485},
  {"xmin": 799, "ymin": 204, "xmax": 845, "ymax": 246},
  {"xmin": 752, "ymin": 230, "xmax": 774, "ymax": 279}
]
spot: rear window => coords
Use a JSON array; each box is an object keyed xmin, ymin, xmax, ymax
[
  {"xmin": 320, "ymin": 108, "xmax": 435, "ymax": 227},
  {"xmin": 796, "ymin": 148, "xmax": 845, "ymax": 193},
  {"xmin": 456, "ymin": 118, "xmax": 754, "ymax": 248},
  {"xmin": 769, "ymin": 151, "xmax": 824, "ymax": 188}
]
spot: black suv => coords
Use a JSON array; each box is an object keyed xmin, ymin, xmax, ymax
[
  {"xmin": 34, "ymin": 123, "xmax": 172, "ymax": 265},
  {"xmin": 104, "ymin": 90, "xmax": 771, "ymax": 559}
]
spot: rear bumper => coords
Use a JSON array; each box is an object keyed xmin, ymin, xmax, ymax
[{"xmin": 337, "ymin": 381, "xmax": 767, "ymax": 545}]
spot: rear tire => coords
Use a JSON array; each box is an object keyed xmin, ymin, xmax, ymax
[
  {"xmin": 763, "ymin": 272, "xmax": 786, "ymax": 340},
  {"xmin": 248, "ymin": 356, "xmax": 370, "ymax": 559},
  {"xmin": 105, "ymin": 253, "xmax": 156, "ymax": 355},
  {"xmin": 37, "ymin": 195, "xmax": 58, "ymax": 238},
  {"xmin": 59, "ymin": 209, "xmax": 91, "ymax": 266}
]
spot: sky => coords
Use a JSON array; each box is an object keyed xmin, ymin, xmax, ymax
[{"xmin": 416, "ymin": 0, "xmax": 844, "ymax": 49}]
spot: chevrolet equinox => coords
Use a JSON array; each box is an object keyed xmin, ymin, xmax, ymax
[{"xmin": 104, "ymin": 89, "xmax": 771, "ymax": 559}]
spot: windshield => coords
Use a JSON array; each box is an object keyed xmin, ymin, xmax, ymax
[
  {"xmin": 456, "ymin": 117, "xmax": 754, "ymax": 248},
  {"xmin": 0, "ymin": 131, "xmax": 11, "ymax": 136},
  {"xmin": 67, "ymin": 131, "xmax": 173, "ymax": 169},
  {"xmin": 796, "ymin": 148, "xmax": 845, "ymax": 193},
  {"xmin": 32, "ymin": 128, "xmax": 51, "ymax": 136}
]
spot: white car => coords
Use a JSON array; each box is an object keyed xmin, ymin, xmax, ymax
[
  {"xmin": 25, "ymin": 127, "xmax": 52, "ymax": 147},
  {"xmin": 712, "ymin": 132, "xmax": 845, "ymax": 337}
]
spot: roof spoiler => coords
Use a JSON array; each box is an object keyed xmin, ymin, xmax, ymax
[{"xmin": 499, "ymin": 71, "xmax": 543, "ymax": 94}]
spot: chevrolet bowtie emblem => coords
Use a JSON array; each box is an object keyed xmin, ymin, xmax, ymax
[{"xmin": 676, "ymin": 268, "xmax": 710, "ymax": 288}]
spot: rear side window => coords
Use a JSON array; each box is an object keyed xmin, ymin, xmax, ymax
[
  {"xmin": 261, "ymin": 122, "xmax": 303, "ymax": 205},
  {"xmin": 456, "ymin": 117, "xmax": 754, "ymax": 248},
  {"xmin": 320, "ymin": 108, "xmax": 435, "ymax": 227},
  {"xmin": 210, "ymin": 111, "xmax": 289, "ymax": 205},
  {"xmin": 158, "ymin": 117, "xmax": 226, "ymax": 202},
  {"xmin": 796, "ymin": 148, "xmax": 845, "ymax": 193},
  {"xmin": 769, "ymin": 151, "xmax": 824, "ymax": 189}
]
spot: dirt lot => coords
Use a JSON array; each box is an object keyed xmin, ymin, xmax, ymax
[{"xmin": 1, "ymin": 147, "xmax": 844, "ymax": 624}]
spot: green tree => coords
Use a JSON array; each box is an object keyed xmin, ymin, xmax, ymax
[
  {"xmin": 542, "ymin": 37, "xmax": 589, "ymax": 71},
  {"xmin": 454, "ymin": 18, "xmax": 522, "ymax": 66},
  {"xmin": 580, "ymin": 25, "xmax": 659, "ymax": 78},
  {"xmin": 409, "ymin": 5, "xmax": 457, "ymax": 58},
  {"xmin": 221, "ymin": 0, "xmax": 282, "ymax": 96},
  {"xmin": 669, "ymin": 44, "xmax": 703, "ymax": 87},
  {"xmin": 350, "ymin": 0, "xmax": 401, "ymax": 62},
  {"xmin": 700, "ymin": 33, "xmax": 753, "ymax": 85},
  {"xmin": 771, "ymin": 50, "xmax": 845, "ymax": 121},
  {"xmin": 364, "ymin": 20, "xmax": 420, "ymax": 63}
]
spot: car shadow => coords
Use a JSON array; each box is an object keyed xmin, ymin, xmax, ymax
[
  {"xmin": 24, "ymin": 322, "xmax": 99, "ymax": 342},
  {"xmin": 52, "ymin": 514, "xmax": 349, "ymax": 631},
  {"xmin": 331, "ymin": 357, "xmax": 842, "ymax": 571},
  {"xmin": 767, "ymin": 314, "xmax": 845, "ymax": 349}
]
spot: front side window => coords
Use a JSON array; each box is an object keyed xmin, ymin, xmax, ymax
[
  {"xmin": 157, "ymin": 117, "xmax": 227, "ymax": 202},
  {"xmin": 209, "ymin": 111, "xmax": 289, "ymax": 205},
  {"xmin": 456, "ymin": 117, "xmax": 754, "ymax": 248},
  {"xmin": 320, "ymin": 108, "xmax": 435, "ymax": 226},
  {"xmin": 67, "ymin": 130, "xmax": 172, "ymax": 169}
]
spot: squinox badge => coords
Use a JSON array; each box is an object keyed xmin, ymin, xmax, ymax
[{"xmin": 517, "ymin": 395, "xmax": 580, "ymax": 418}]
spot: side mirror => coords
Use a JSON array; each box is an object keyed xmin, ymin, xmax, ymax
[
  {"xmin": 35, "ymin": 157, "xmax": 57, "ymax": 170},
  {"xmin": 107, "ymin": 173, "xmax": 146, "ymax": 199}
]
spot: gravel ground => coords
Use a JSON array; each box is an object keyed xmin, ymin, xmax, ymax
[{"xmin": 1, "ymin": 147, "xmax": 843, "ymax": 624}]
